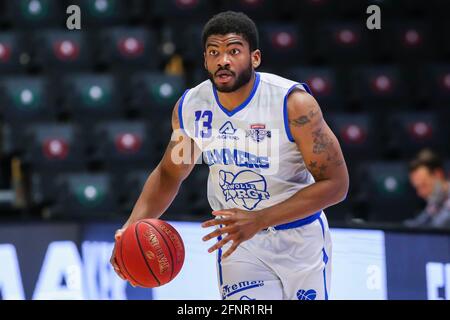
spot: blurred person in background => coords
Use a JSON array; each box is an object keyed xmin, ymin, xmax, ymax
[{"xmin": 404, "ymin": 149, "xmax": 450, "ymax": 229}]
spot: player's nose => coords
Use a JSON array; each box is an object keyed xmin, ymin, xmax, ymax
[{"xmin": 217, "ymin": 53, "xmax": 231, "ymax": 66}]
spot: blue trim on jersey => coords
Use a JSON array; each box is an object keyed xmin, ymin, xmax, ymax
[
  {"xmin": 322, "ymin": 269, "xmax": 328, "ymax": 300},
  {"xmin": 318, "ymin": 215, "xmax": 329, "ymax": 300},
  {"xmin": 212, "ymin": 72, "xmax": 260, "ymax": 117},
  {"xmin": 300, "ymin": 82, "xmax": 313, "ymax": 95},
  {"xmin": 217, "ymin": 237, "xmax": 223, "ymax": 285},
  {"xmin": 217, "ymin": 232, "xmax": 224, "ymax": 299},
  {"xmin": 283, "ymin": 83, "xmax": 314, "ymax": 143},
  {"xmin": 318, "ymin": 215, "xmax": 325, "ymax": 237},
  {"xmin": 283, "ymin": 84, "xmax": 299, "ymax": 143},
  {"xmin": 178, "ymin": 89, "xmax": 190, "ymax": 132},
  {"xmin": 273, "ymin": 210, "xmax": 322, "ymax": 230}
]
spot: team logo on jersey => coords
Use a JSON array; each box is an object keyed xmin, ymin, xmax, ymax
[
  {"xmin": 203, "ymin": 148, "xmax": 270, "ymax": 168},
  {"xmin": 219, "ymin": 170, "xmax": 270, "ymax": 210},
  {"xmin": 218, "ymin": 121, "xmax": 239, "ymax": 140},
  {"xmin": 296, "ymin": 289, "xmax": 317, "ymax": 300},
  {"xmin": 246, "ymin": 123, "xmax": 271, "ymax": 143}
]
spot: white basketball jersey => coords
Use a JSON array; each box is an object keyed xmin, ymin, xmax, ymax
[{"xmin": 179, "ymin": 72, "xmax": 315, "ymax": 213}]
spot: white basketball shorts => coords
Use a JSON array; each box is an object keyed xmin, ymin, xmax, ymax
[{"xmin": 216, "ymin": 211, "xmax": 332, "ymax": 300}]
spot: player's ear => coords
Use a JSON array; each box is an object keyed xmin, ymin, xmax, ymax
[{"xmin": 251, "ymin": 49, "xmax": 261, "ymax": 69}]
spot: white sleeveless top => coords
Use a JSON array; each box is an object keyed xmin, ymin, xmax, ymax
[{"xmin": 179, "ymin": 72, "xmax": 316, "ymax": 217}]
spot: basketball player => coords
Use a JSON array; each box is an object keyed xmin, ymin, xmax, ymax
[{"xmin": 111, "ymin": 11, "xmax": 349, "ymax": 300}]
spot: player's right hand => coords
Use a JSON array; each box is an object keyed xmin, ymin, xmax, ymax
[{"xmin": 110, "ymin": 228, "xmax": 138, "ymax": 287}]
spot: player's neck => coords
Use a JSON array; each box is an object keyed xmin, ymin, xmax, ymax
[{"xmin": 216, "ymin": 72, "xmax": 256, "ymax": 111}]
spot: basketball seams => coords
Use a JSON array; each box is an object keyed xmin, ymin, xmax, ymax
[
  {"xmin": 159, "ymin": 221, "xmax": 185, "ymax": 273},
  {"xmin": 135, "ymin": 221, "xmax": 161, "ymax": 286},
  {"xmin": 163, "ymin": 222, "xmax": 185, "ymax": 259},
  {"xmin": 118, "ymin": 233, "xmax": 146, "ymax": 287},
  {"xmin": 143, "ymin": 220, "xmax": 175, "ymax": 281}
]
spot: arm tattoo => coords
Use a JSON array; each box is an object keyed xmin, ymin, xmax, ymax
[
  {"xmin": 311, "ymin": 128, "xmax": 345, "ymax": 171},
  {"xmin": 309, "ymin": 161, "xmax": 328, "ymax": 180},
  {"xmin": 290, "ymin": 115, "xmax": 310, "ymax": 127},
  {"xmin": 289, "ymin": 109, "xmax": 320, "ymax": 128},
  {"xmin": 312, "ymin": 128, "xmax": 332, "ymax": 154}
]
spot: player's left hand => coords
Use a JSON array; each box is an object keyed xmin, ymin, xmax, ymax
[{"xmin": 201, "ymin": 209, "xmax": 264, "ymax": 259}]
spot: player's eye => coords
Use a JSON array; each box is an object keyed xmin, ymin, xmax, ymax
[
  {"xmin": 209, "ymin": 50, "xmax": 218, "ymax": 56},
  {"xmin": 230, "ymin": 48, "xmax": 240, "ymax": 55}
]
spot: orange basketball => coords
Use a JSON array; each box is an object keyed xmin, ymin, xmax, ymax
[{"xmin": 115, "ymin": 219, "xmax": 185, "ymax": 288}]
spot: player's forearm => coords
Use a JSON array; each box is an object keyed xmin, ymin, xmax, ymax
[
  {"xmin": 123, "ymin": 165, "xmax": 183, "ymax": 228},
  {"xmin": 258, "ymin": 179, "xmax": 347, "ymax": 229}
]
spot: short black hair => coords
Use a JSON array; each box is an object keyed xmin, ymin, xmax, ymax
[
  {"xmin": 202, "ymin": 11, "xmax": 259, "ymax": 52},
  {"xmin": 409, "ymin": 149, "xmax": 444, "ymax": 173}
]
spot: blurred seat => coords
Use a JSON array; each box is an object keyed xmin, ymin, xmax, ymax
[
  {"xmin": 189, "ymin": 67, "xmax": 209, "ymax": 89},
  {"xmin": 29, "ymin": 170, "xmax": 58, "ymax": 208},
  {"xmin": 259, "ymin": 23, "xmax": 307, "ymax": 67},
  {"xmin": 159, "ymin": 22, "xmax": 203, "ymax": 66},
  {"xmin": 50, "ymin": 172, "xmax": 120, "ymax": 219},
  {"xmin": 165, "ymin": 183, "xmax": 196, "ymax": 220},
  {"xmin": 148, "ymin": 0, "xmax": 213, "ymax": 22},
  {"xmin": 1, "ymin": 124, "xmax": 19, "ymax": 155},
  {"xmin": 294, "ymin": 0, "xmax": 337, "ymax": 20},
  {"xmin": 120, "ymin": 168, "xmax": 193, "ymax": 219},
  {"xmin": 335, "ymin": 0, "xmax": 376, "ymax": 18},
  {"xmin": 98, "ymin": 27, "xmax": 159, "ymax": 70},
  {"xmin": 70, "ymin": 0, "xmax": 133, "ymax": 26},
  {"xmin": 181, "ymin": 24, "xmax": 203, "ymax": 67},
  {"xmin": 0, "ymin": 31, "xmax": 28, "ymax": 73},
  {"xmin": 4, "ymin": 0, "xmax": 64, "ymax": 28},
  {"xmin": 286, "ymin": 66, "xmax": 344, "ymax": 110},
  {"xmin": 89, "ymin": 121, "xmax": 156, "ymax": 168},
  {"xmin": 359, "ymin": 0, "xmax": 405, "ymax": 19},
  {"xmin": 325, "ymin": 194, "xmax": 354, "ymax": 224},
  {"xmin": 32, "ymin": 29, "xmax": 93, "ymax": 71},
  {"xmin": 129, "ymin": 72, "xmax": 185, "ymax": 119},
  {"xmin": 387, "ymin": 112, "xmax": 443, "ymax": 159},
  {"xmin": 383, "ymin": 21, "xmax": 437, "ymax": 63},
  {"xmin": 0, "ymin": 76, "xmax": 56, "ymax": 124},
  {"xmin": 62, "ymin": 73, "xmax": 123, "ymax": 124},
  {"xmin": 315, "ymin": 22, "xmax": 372, "ymax": 64},
  {"xmin": 418, "ymin": 64, "xmax": 450, "ymax": 106},
  {"xmin": 21, "ymin": 123, "xmax": 87, "ymax": 170},
  {"xmin": 189, "ymin": 164, "xmax": 211, "ymax": 218},
  {"xmin": 359, "ymin": 161, "xmax": 420, "ymax": 223},
  {"xmin": 119, "ymin": 169, "xmax": 150, "ymax": 212},
  {"xmin": 219, "ymin": 0, "xmax": 279, "ymax": 20},
  {"xmin": 327, "ymin": 112, "xmax": 380, "ymax": 163},
  {"xmin": 351, "ymin": 65, "xmax": 409, "ymax": 109}
]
